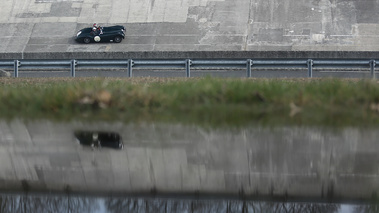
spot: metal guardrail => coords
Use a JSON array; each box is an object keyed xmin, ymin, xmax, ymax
[{"xmin": 0, "ymin": 59, "xmax": 376, "ymax": 78}]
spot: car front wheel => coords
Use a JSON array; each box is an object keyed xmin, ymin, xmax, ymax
[
  {"xmin": 114, "ymin": 36, "xmax": 122, "ymax": 43},
  {"xmin": 83, "ymin": 37, "xmax": 91, "ymax": 44}
]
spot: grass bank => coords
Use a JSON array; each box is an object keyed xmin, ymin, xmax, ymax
[{"xmin": 1, "ymin": 77, "xmax": 379, "ymax": 127}]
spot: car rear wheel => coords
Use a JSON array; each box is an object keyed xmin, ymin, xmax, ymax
[
  {"xmin": 83, "ymin": 37, "xmax": 91, "ymax": 44},
  {"xmin": 114, "ymin": 36, "xmax": 122, "ymax": 43}
]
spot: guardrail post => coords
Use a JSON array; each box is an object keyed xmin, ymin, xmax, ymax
[
  {"xmin": 246, "ymin": 59, "xmax": 252, "ymax": 77},
  {"xmin": 186, "ymin": 59, "xmax": 192, "ymax": 77},
  {"xmin": 128, "ymin": 59, "xmax": 134, "ymax": 77},
  {"xmin": 370, "ymin": 60, "xmax": 376, "ymax": 79},
  {"xmin": 70, "ymin": 59, "xmax": 76, "ymax": 77},
  {"xmin": 307, "ymin": 59, "xmax": 313, "ymax": 78},
  {"xmin": 13, "ymin": 60, "xmax": 20, "ymax": 78}
]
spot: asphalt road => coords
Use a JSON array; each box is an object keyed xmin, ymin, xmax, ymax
[{"xmin": 2, "ymin": 0, "xmax": 379, "ymax": 53}]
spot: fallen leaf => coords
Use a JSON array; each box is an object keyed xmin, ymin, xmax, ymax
[
  {"xmin": 97, "ymin": 90, "xmax": 112, "ymax": 104},
  {"xmin": 96, "ymin": 90, "xmax": 112, "ymax": 108},
  {"xmin": 370, "ymin": 103, "xmax": 379, "ymax": 112},
  {"xmin": 78, "ymin": 96, "xmax": 94, "ymax": 105},
  {"xmin": 289, "ymin": 102, "xmax": 302, "ymax": 117}
]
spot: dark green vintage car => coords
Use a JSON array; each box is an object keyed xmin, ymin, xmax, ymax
[{"xmin": 75, "ymin": 25, "xmax": 126, "ymax": 44}]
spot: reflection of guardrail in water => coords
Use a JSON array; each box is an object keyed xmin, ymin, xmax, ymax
[{"xmin": 0, "ymin": 59, "xmax": 377, "ymax": 78}]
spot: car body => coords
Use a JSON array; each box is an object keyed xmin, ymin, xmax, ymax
[
  {"xmin": 74, "ymin": 131, "xmax": 124, "ymax": 150},
  {"xmin": 75, "ymin": 25, "xmax": 126, "ymax": 44}
]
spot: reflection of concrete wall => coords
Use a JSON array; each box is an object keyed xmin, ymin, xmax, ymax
[{"xmin": 0, "ymin": 120, "xmax": 378, "ymax": 201}]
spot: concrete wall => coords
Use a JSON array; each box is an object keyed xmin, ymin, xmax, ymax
[{"xmin": 0, "ymin": 120, "xmax": 378, "ymax": 202}]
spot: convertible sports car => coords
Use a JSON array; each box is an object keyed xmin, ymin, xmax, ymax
[{"xmin": 75, "ymin": 25, "xmax": 126, "ymax": 44}]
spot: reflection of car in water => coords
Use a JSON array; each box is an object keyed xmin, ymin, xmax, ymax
[
  {"xmin": 74, "ymin": 131, "xmax": 124, "ymax": 150},
  {"xmin": 75, "ymin": 25, "xmax": 126, "ymax": 44}
]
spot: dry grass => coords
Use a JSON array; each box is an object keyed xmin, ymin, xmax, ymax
[{"xmin": 1, "ymin": 77, "xmax": 379, "ymax": 127}]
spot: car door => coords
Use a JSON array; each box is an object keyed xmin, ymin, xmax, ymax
[{"xmin": 99, "ymin": 31, "xmax": 113, "ymax": 42}]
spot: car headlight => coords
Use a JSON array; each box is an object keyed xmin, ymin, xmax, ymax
[{"xmin": 76, "ymin": 31, "xmax": 82, "ymax": 37}]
